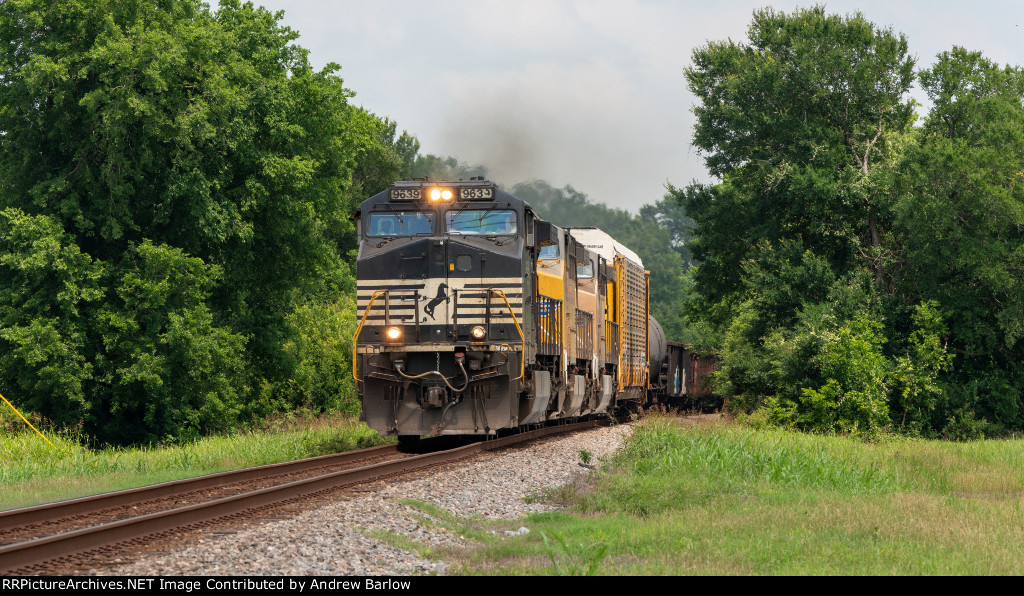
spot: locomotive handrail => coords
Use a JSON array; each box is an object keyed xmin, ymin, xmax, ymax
[
  {"xmin": 575, "ymin": 309, "xmax": 594, "ymax": 361},
  {"xmin": 352, "ymin": 289, "xmax": 389, "ymax": 381},
  {"xmin": 535, "ymin": 294, "xmax": 563, "ymax": 356},
  {"xmin": 489, "ymin": 289, "xmax": 525, "ymax": 381}
]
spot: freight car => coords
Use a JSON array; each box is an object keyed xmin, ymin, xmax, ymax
[{"xmin": 351, "ymin": 178, "xmax": 710, "ymax": 438}]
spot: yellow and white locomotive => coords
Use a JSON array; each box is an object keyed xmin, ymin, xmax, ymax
[{"xmin": 352, "ymin": 178, "xmax": 691, "ymax": 438}]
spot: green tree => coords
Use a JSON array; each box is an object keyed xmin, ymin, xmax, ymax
[
  {"xmin": 680, "ymin": 6, "xmax": 981, "ymax": 435},
  {"xmin": 684, "ymin": 5, "xmax": 916, "ymax": 300},
  {"xmin": 0, "ymin": 0, "xmax": 357, "ymax": 352},
  {"xmin": 893, "ymin": 48, "xmax": 1024, "ymax": 432},
  {"xmin": 684, "ymin": 7, "xmax": 1024, "ymax": 437},
  {"xmin": 640, "ymin": 188, "xmax": 696, "ymax": 266},
  {"xmin": 0, "ymin": 0, "xmax": 394, "ymax": 443},
  {"xmin": 93, "ymin": 241, "xmax": 246, "ymax": 444},
  {"xmin": 784, "ymin": 313, "xmax": 892, "ymax": 436},
  {"xmin": 349, "ymin": 115, "xmax": 418, "ymax": 208},
  {"xmin": 278, "ymin": 297, "xmax": 359, "ymax": 416},
  {"xmin": 402, "ymin": 153, "xmax": 488, "ymax": 181},
  {"xmin": 0, "ymin": 209, "xmax": 106, "ymax": 429},
  {"xmin": 888, "ymin": 301, "xmax": 953, "ymax": 434}
]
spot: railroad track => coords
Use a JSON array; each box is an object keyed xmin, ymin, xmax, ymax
[{"xmin": 0, "ymin": 419, "xmax": 604, "ymax": 575}]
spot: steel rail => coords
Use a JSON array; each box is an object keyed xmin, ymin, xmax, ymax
[
  {"xmin": 0, "ymin": 419, "xmax": 603, "ymax": 574},
  {"xmin": 0, "ymin": 444, "xmax": 400, "ymax": 532}
]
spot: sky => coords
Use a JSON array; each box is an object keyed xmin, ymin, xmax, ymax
[{"xmin": 246, "ymin": 0, "xmax": 1023, "ymax": 213}]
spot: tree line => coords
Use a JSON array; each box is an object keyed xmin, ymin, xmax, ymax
[
  {"xmin": 676, "ymin": 6, "xmax": 1024, "ymax": 438},
  {"xmin": 0, "ymin": 0, "xmax": 419, "ymax": 444}
]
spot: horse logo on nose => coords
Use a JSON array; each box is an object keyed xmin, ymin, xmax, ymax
[{"xmin": 423, "ymin": 283, "xmax": 449, "ymax": 320}]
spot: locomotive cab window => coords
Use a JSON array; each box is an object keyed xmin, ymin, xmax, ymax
[
  {"xmin": 538, "ymin": 244, "xmax": 560, "ymax": 259},
  {"xmin": 446, "ymin": 209, "xmax": 517, "ymax": 235},
  {"xmin": 366, "ymin": 212, "xmax": 434, "ymax": 237},
  {"xmin": 577, "ymin": 258, "xmax": 594, "ymax": 279}
]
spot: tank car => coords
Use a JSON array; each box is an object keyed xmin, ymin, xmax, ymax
[{"xmin": 351, "ymin": 178, "xmax": 707, "ymax": 437}]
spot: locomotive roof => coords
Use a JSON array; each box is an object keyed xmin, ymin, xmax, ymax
[
  {"xmin": 355, "ymin": 183, "xmax": 648, "ymax": 268},
  {"xmin": 568, "ymin": 227, "xmax": 644, "ymax": 268},
  {"xmin": 354, "ymin": 178, "xmax": 527, "ymax": 216}
]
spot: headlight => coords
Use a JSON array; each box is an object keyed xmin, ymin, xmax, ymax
[
  {"xmin": 470, "ymin": 325, "xmax": 486, "ymax": 340},
  {"xmin": 386, "ymin": 326, "xmax": 402, "ymax": 340},
  {"xmin": 429, "ymin": 188, "xmax": 453, "ymax": 202}
]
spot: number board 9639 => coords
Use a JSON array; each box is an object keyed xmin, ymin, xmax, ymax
[
  {"xmin": 460, "ymin": 187, "xmax": 493, "ymax": 200},
  {"xmin": 390, "ymin": 189, "xmax": 421, "ymax": 200}
]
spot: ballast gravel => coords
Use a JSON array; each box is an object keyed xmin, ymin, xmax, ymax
[{"xmin": 99, "ymin": 424, "xmax": 632, "ymax": 576}]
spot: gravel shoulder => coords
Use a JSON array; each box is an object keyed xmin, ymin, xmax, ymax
[{"xmin": 100, "ymin": 424, "xmax": 633, "ymax": 576}]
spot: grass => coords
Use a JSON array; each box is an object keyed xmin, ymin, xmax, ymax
[
  {"xmin": 0, "ymin": 413, "xmax": 392, "ymax": 511},
  {"xmin": 378, "ymin": 414, "xmax": 1024, "ymax": 575},
  {"xmin": 8, "ymin": 410, "xmax": 1024, "ymax": 573}
]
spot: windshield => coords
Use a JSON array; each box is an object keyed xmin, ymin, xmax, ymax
[
  {"xmin": 446, "ymin": 210, "xmax": 518, "ymax": 235},
  {"xmin": 366, "ymin": 212, "xmax": 434, "ymax": 237}
]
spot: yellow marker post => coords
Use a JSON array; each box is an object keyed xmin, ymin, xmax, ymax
[{"xmin": 1, "ymin": 391, "xmax": 56, "ymax": 448}]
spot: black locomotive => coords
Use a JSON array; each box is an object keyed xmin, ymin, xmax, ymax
[{"xmin": 352, "ymin": 178, "xmax": 708, "ymax": 438}]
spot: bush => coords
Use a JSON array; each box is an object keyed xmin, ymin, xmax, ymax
[
  {"xmin": 765, "ymin": 311, "xmax": 891, "ymax": 435},
  {"xmin": 93, "ymin": 241, "xmax": 247, "ymax": 444},
  {"xmin": 0, "ymin": 209, "xmax": 105, "ymax": 429},
  {"xmin": 888, "ymin": 301, "xmax": 952, "ymax": 434},
  {"xmin": 0, "ymin": 212, "xmax": 247, "ymax": 445},
  {"xmin": 277, "ymin": 297, "xmax": 359, "ymax": 415}
]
